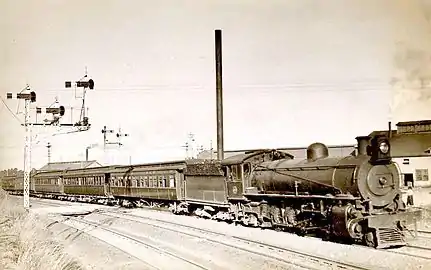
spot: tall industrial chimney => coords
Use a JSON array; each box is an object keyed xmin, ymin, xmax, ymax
[
  {"xmin": 355, "ymin": 136, "xmax": 370, "ymax": 156},
  {"xmin": 215, "ymin": 29, "xmax": 224, "ymax": 160}
]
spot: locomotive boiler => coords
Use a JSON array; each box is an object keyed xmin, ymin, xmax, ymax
[
  {"xmin": 252, "ymin": 136, "xmax": 400, "ymax": 208},
  {"xmin": 238, "ymin": 135, "xmax": 421, "ymax": 248}
]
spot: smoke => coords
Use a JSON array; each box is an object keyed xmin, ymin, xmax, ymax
[{"xmin": 390, "ymin": 0, "xmax": 431, "ymax": 121}]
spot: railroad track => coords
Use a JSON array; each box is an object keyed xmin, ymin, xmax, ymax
[
  {"xmin": 50, "ymin": 215, "xmax": 212, "ymax": 270},
  {"xmin": 416, "ymin": 230, "xmax": 431, "ymax": 239},
  {"xmin": 390, "ymin": 244, "xmax": 431, "ymax": 261},
  {"xmin": 375, "ymin": 229, "xmax": 431, "ymax": 260},
  {"xmin": 30, "ymin": 198, "xmax": 70, "ymax": 207},
  {"xmin": 92, "ymin": 209, "xmax": 369, "ymax": 270}
]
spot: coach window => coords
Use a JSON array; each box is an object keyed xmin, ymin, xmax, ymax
[
  {"xmin": 169, "ymin": 175, "xmax": 175, "ymax": 188},
  {"xmin": 153, "ymin": 176, "xmax": 157, "ymax": 187},
  {"xmin": 222, "ymin": 167, "xmax": 229, "ymax": 179},
  {"xmin": 148, "ymin": 176, "xmax": 153, "ymax": 187},
  {"xmin": 159, "ymin": 176, "xmax": 164, "ymax": 187},
  {"xmin": 231, "ymin": 165, "xmax": 242, "ymax": 180},
  {"xmin": 243, "ymin": 163, "xmax": 251, "ymax": 179}
]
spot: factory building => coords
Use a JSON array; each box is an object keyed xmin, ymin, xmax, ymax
[{"xmin": 370, "ymin": 120, "xmax": 431, "ymax": 188}]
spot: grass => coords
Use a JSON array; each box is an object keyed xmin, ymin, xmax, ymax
[{"xmin": 0, "ymin": 189, "xmax": 85, "ymax": 270}]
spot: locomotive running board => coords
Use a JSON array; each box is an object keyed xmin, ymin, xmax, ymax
[
  {"xmin": 366, "ymin": 209, "xmax": 422, "ymax": 228},
  {"xmin": 244, "ymin": 193, "xmax": 361, "ymax": 200}
]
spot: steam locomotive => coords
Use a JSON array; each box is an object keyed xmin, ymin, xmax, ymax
[{"xmin": 0, "ymin": 134, "xmax": 421, "ymax": 248}]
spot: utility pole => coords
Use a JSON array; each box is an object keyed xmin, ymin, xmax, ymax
[
  {"xmin": 101, "ymin": 126, "xmax": 115, "ymax": 150},
  {"xmin": 188, "ymin": 133, "xmax": 195, "ymax": 159},
  {"xmin": 215, "ymin": 29, "xmax": 224, "ymax": 160},
  {"xmin": 6, "ymin": 86, "xmax": 37, "ymax": 210},
  {"xmin": 47, "ymin": 142, "xmax": 51, "ymax": 163},
  {"xmin": 182, "ymin": 142, "xmax": 190, "ymax": 159},
  {"xmin": 102, "ymin": 126, "xmax": 129, "ymax": 164},
  {"xmin": 116, "ymin": 127, "xmax": 129, "ymax": 147}
]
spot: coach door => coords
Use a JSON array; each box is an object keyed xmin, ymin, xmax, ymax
[{"xmin": 104, "ymin": 173, "xmax": 112, "ymax": 197}]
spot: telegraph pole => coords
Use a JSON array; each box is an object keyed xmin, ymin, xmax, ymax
[{"xmin": 6, "ymin": 86, "xmax": 36, "ymax": 210}]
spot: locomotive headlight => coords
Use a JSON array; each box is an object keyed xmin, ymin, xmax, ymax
[{"xmin": 379, "ymin": 142, "xmax": 389, "ymax": 154}]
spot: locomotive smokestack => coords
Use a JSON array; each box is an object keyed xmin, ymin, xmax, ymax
[
  {"xmin": 355, "ymin": 136, "xmax": 370, "ymax": 156},
  {"xmin": 215, "ymin": 29, "xmax": 224, "ymax": 160}
]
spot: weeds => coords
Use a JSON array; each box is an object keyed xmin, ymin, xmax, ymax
[{"xmin": 0, "ymin": 189, "xmax": 84, "ymax": 270}]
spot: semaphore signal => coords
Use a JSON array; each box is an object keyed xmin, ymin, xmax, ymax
[
  {"xmin": 5, "ymin": 85, "xmax": 36, "ymax": 210},
  {"xmin": 3, "ymin": 70, "xmax": 97, "ymax": 210},
  {"xmin": 64, "ymin": 70, "xmax": 94, "ymax": 132}
]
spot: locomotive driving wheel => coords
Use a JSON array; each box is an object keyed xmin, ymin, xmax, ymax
[{"xmin": 283, "ymin": 207, "xmax": 296, "ymax": 225}]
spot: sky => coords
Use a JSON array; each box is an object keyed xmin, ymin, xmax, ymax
[{"xmin": 1, "ymin": 0, "xmax": 431, "ymax": 170}]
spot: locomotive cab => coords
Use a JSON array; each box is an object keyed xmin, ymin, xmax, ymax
[
  {"xmin": 367, "ymin": 135, "xmax": 391, "ymax": 164},
  {"xmin": 221, "ymin": 150, "xmax": 294, "ymax": 200}
]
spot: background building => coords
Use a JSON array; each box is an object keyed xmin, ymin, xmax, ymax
[{"xmin": 370, "ymin": 120, "xmax": 431, "ymax": 188}]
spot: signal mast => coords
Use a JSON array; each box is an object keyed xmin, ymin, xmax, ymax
[
  {"xmin": 5, "ymin": 86, "xmax": 36, "ymax": 210},
  {"xmin": 4, "ymin": 71, "xmax": 95, "ymax": 210}
]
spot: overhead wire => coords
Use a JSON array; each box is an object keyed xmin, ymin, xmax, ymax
[
  {"xmin": 42, "ymin": 85, "xmax": 395, "ymax": 94},
  {"xmin": 38, "ymin": 78, "xmax": 415, "ymax": 94},
  {"xmin": 0, "ymin": 96, "xmax": 23, "ymax": 125}
]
